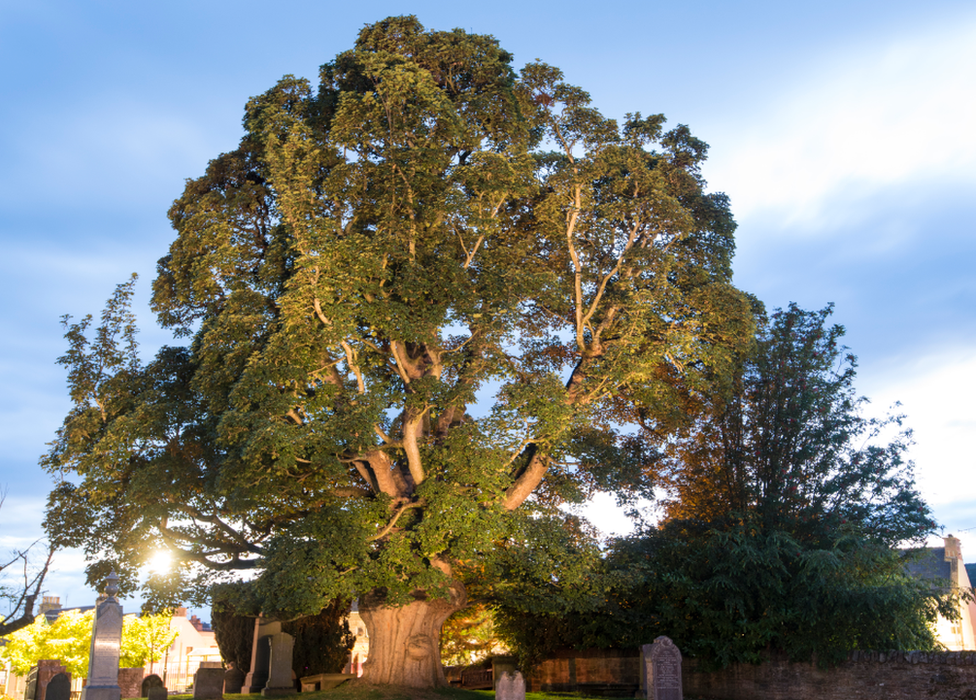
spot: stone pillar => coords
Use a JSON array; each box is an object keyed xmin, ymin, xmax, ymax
[
  {"xmin": 81, "ymin": 573, "xmax": 124, "ymax": 700},
  {"xmin": 642, "ymin": 636, "xmax": 682, "ymax": 700},
  {"xmin": 261, "ymin": 633, "xmax": 296, "ymax": 697}
]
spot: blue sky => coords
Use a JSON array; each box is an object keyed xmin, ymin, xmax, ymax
[{"xmin": 2, "ymin": 0, "xmax": 974, "ymax": 612}]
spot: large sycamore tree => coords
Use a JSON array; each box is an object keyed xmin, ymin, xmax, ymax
[{"xmin": 43, "ymin": 17, "xmax": 751, "ymax": 687}]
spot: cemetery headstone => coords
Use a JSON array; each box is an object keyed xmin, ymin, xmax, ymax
[
  {"xmin": 642, "ymin": 636, "xmax": 682, "ymax": 700},
  {"xmin": 261, "ymin": 632, "xmax": 296, "ymax": 697},
  {"xmin": 147, "ymin": 687, "xmax": 168, "ymax": 700},
  {"xmin": 45, "ymin": 673, "xmax": 71, "ymax": 700},
  {"xmin": 81, "ymin": 573, "xmax": 124, "ymax": 700},
  {"xmin": 193, "ymin": 667, "xmax": 225, "ymax": 700},
  {"xmin": 223, "ymin": 664, "xmax": 245, "ymax": 694},
  {"xmin": 496, "ymin": 671, "xmax": 525, "ymax": 700},
  {"xmin": 141, "ymin": 676, "xmax": 163, "ymax": 698},
  {"xmin": 242, "ymin": 617, "xmax": 282, "ymax": 693}
]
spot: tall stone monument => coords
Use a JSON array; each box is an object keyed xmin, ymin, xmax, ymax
[
  {"xmin": 80, "ymin": 573, "xmax": 124, "ymax": 700},
  {"xmin": 241, "ymin": 617, "xmax": 276, "ymax": 694},
  {"xmin": 642, "ymin": 636, "xmax": 682, "ymax": 700}
]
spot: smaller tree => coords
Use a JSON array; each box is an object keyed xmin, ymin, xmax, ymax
[
  {"xmin": 0, "ymin": 490, "xmax": 55, "ymax": 636},
  {"xmin": 660, "ymin": 303, "xmax": 933, "ymax": 546},
  {"xmin": 121, "ymin": 613, "xmax": 178, "ymax": 669},
  {"xmin": 0, "ymin": 611, "xmax": 176, "ymax": 677}
]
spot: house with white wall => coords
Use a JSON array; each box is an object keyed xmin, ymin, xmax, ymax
[{"xmin": 906, "ymin": 535, "xmax": 976, "ymax": 650}]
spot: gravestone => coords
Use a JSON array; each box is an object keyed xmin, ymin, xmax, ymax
[
  {"xmin": 242, "ymin": 618, "xmax": 282, "ymax": 694},
  {"xmin": 642, "ymin": 636, "xmax": 682, "ymax": 700},
  {"xmin": 261, "ymin": 632, "xmax": 296, "ymax": 697},
  {"xmin": 223, "ymin": 664, "xmax": 245, "ymax": 694},
  {"xmin": 81, "ymin": 573, "xmax": 124, "ymax": 700},
  {"xmin": 193, "ymin": 667, "xmax": 225, "ymax": 700},
  {"xmin": 45, "ymin": 673, "xmax": 71, "ymax": 700},
  {"xmin": 141, "ymin": 676, "xmax": 163, "ymax": 698},
  {"xmin": 496, "ymin": 671, "xmax": 525, "ymax": 700},
  {"xmin": 147, "ymin": 687, "xmax": 168, "ymax": 700}
]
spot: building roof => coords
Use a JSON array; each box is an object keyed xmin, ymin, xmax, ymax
[{"xmin": 905, "ymin": 546, "xmax": 953, "ymax": 585}]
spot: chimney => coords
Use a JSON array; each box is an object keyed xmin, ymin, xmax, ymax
[
  {"xmin": 945, "ymin": 535, "xmax": 962, "ymax": 561},
  {"xmin": 39, "ymin": 596, "xmax": 62, "ymax": 614}
]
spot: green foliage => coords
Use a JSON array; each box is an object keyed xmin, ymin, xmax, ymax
[
  {"xmin": 0, "ymin": 611, "xmax": 176, "ymax": 677},
  {"xmin": 603, "ymin": 522, "xmax": 947, "ymax": 668},
  {"xmin": 283, "ymin": 599, "xmax": 356, "ymax": 675},
  {"xmin": 211, "ymin": 588, "xmax": 256, "ymax": 674},
  {"xmin": 440, "ymin": 603, "xmax": 506, "ymax": 666},
  {"xmin": 495, "ymin": 518, "xmax": 951, "ymax": 670},
  {"xmin": 121, "ymin": 613, "xmax": 179, "ymax": 668},
  {"xmin": 41, "ymin": 15, "xmax": 750, "ymax": 625}
]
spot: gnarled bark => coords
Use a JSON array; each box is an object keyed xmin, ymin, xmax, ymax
[{"xmin": 359, "ymin": 580, "xmax": 466, "ymax": 687}]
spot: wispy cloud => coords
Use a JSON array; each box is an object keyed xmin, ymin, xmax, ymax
[
  {"xmin": 0, "ymin": 99, "xmax": 231, "ymax": 213},
  {"xmin": 705, "ymin": 17, "xmax": 976, "ymax": 230}
]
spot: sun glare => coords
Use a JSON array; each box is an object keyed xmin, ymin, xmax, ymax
[{"xmin": 147, "ymin": 550, "xmax": 171, "ymax": 574}]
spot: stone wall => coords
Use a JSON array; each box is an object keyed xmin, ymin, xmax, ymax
[
  {"xmin": 518, "ymin": 649, "xmax": 976, "ymax": 700},
  {"xmin": 117, "ymin": 667, "xmax": 145, "ymax": 699},
  {"xmin": 523, "ymin": 648, "xmax": 641, "ymax": 696},
  {"xmin": 684, "ymin": 650, "xmax": 976, "ymax": 700}
]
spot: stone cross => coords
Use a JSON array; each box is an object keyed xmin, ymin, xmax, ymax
[
  {"xmin": 80, "ymin": 573, "xmax": 124, "ymax": 700},
  {"xmin": 496, "ymin": 671, "xmax": 525, "ymax": 700},
  {"xmin": 642, "ymin": 636, "xmax": 682, "ymax": 700}
]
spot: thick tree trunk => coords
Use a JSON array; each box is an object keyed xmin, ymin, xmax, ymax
[{"xmin": 358, "ymin": 579, "xmax": 466, "ymax": 687}]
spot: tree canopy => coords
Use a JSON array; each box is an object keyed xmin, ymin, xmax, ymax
[{"xmin": 41, "ymin": 15, "xmax": 751, "ymax": 686}]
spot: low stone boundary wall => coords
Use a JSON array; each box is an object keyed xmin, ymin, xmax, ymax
[
  {"xmin": 516, "ymin": 648, "xmax": 976, "ymax": 700},
  {"xmin": 684, "ymin": 650, "xmax": 976, "ymax": 700},
  {"xmin": 523, "ymin": 648, "xmax": 641, "ymax": 697}
]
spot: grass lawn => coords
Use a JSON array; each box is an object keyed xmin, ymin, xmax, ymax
[{"xmin": 165, "ymin": 684, "xmax": 710, "ymax": 700}]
